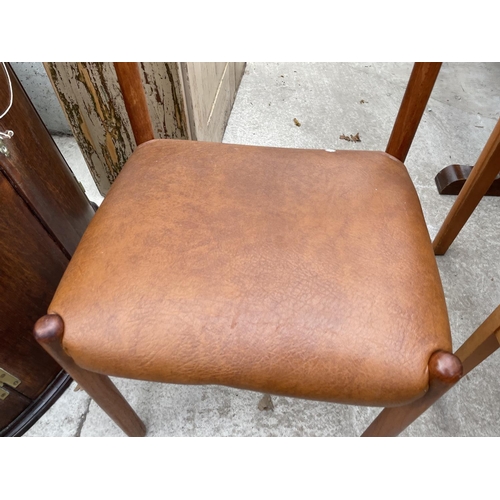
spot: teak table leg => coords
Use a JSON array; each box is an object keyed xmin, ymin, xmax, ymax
[
  {"xmin": 386, "ymin": 62, "xmax": 442, "ymax": 163},
  {"xmin": 362, "ymin": 351, "xmax": 462, "ymax": 437},
  {"xmin": 433, "ymin": 117, "xmax": 500, "ymax": 255},
  {"xmin": 33, "ymin": 314, "xmax": 146, "ymax": 437}
]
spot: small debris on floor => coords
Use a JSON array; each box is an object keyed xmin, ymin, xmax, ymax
[
  {"xmin": 340, "ymin": 133, "xmax": 361, "ymax": 142},
  {"xmin": 258, "ymin": 394, "xmax": 274, "ymax": 411},
  {"xmin": 360, "ymin": 99, "xmax": 368, "ymax": 104},
  {"xmin": 475, "ymin": 125, "xmax": 484, "ymax": 128},
  {"xmin": 293, "ymin": 118, "xmax": 301, "ymax": 127},
  {"xmin": 74, "ymin": 384, "xmax": 82, "ymax": 392}
]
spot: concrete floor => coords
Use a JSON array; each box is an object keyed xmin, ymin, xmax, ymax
[{"xmin": 25, "ymin": 62, "xmax": 500, "ymax": 437}]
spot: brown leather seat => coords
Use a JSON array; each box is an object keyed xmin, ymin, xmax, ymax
[{"xmin": 48, "ymin": 139, "xmax": 452, "ymax": 407}]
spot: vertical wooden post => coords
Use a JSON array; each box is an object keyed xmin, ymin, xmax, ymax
[
  {"xmin": 386, "ymin": 62, "xmax": 442, "ymax": 162},
  {"xmin": 44, "ymin": 62, "xmax": 190, "ymax": 195},
  {"xmin": 113, "ymin": 63, "xmax": 155, "ymax": 146}
]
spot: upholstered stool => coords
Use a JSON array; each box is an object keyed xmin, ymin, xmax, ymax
[
  {"xmin": 34, "ymin": 62, "xmax": 463, "ymax": 436},
  {"xmin": 34, "ymin": 138, "xmax": 462, "ymax": 435}
]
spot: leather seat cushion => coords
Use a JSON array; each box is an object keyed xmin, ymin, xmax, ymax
[{"xmin": 49, "ymin": 139, "xmax": 452, "ymax": 406}]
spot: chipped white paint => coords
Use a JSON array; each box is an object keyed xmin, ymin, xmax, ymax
[{"xmin": 46, "ymin": 62, "xmax": 245, "ymax": 194}]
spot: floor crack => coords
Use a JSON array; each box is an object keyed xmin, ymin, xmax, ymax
[{"xmin": 74, "ymin": 397, "xmax": 92, "ymax": 437}]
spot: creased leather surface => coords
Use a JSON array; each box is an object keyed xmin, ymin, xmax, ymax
[{"xmin": 49, "ymin": 140, "xmax": 452, "ymax": 406}]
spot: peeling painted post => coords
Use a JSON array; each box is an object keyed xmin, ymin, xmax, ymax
[{"xmin": 44, "ymin": 62, "xmax": 190, "ymax": 196}]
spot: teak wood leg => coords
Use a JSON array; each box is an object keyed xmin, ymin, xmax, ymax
[
  {"xmin": 433, "ymin": 117, "xmax": 500, "ymax": 255},
  {"xmin": 362, "ymin": 351, "xmax": 462, "ymax": 437},
  {"xmin": 363, "ymin": 304, "xmax": 500, "ymax": 436},
  {"xmin": 113, "ymin": 62, "xmax": 155, "ymax": 147},
  {"xmin": 455, "ymin": 304, "xmax": 500, "ymax": 377},
  {"xmin": 386, "ymin": 62, "xmax": 442, "ymax": 163},
  {"xmin": 33, "ymin": 314, "xmax": 146, "ymax": 437}
]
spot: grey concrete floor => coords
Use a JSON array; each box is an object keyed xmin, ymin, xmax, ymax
[{"xmin": 25, "ymin": 62, "xmax": 500, "ymax": 437}]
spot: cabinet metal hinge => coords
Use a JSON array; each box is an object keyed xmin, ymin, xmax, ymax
[
  {"xmin": 0, "ymin": 138, "xmax": 10, "ymax": 158},
  {"xmin": 0, "ymin": 368, "xmax": 21, "ymax": 400}
]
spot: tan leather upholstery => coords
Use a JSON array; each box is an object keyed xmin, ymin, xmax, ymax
[{"xmin": 49, "ymin": 139, "xmax": 452, "ymax": 406}]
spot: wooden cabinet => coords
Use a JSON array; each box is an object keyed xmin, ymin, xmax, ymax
[
  {"xmin": 0, "ymin": 174, "xmax": 68, "ymax": 430},
  {"xmin": 45, "ymin": 62, "xmax": 246, "ymax": 196},
  {"xmin": 0, "ymin": 64, "xmax": 95, "ymax": 436}
]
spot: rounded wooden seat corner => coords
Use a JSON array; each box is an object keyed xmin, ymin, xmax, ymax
[{"xmin": 47, "ymin": 140, "xmax": 452, "ymax": 407}]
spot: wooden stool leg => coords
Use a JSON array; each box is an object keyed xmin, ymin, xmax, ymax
[
  {"xmin": 33, "ymin": 314, "xmax": 146, "ymax": 437},
  {"xmin": 386, "ymin": 62, "xmax": 442, "ymax": 162},
  {"xmin": 433, "ymin": 117, "xmax": 500, "ymax": 255},
  {"xmin": 455, "ymin": 304, "xmax": 500, "ymax": 376},
  {"xmin": 363, "ymin": 304, "xmax": 500, "ymax": 437},
  {"xmin": 362, "ymin": 351, "xmax": 462, "ymax": 437}
]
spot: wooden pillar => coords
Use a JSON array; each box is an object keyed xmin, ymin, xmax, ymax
[
  {"xmin": 44, "ymin": 62, "xmax": 190, "ymax": 195},
  {"xmin": 386, "ymin": 62, "xmax": 442, "ymax": 162}
]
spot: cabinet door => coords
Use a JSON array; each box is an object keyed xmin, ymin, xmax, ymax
[
  {"xmin": 0, "ymin": 172, "xmax": 69, "ymax": 401},
  {"xmin": 0, "ymin": 387, "xmax": 30, "ymax": 430},
  {"xmin": 2, "ymin": 65, "xmax": 96, "ymax": 254},
  {"xmin": 181, "ymin": 62, "xmax": 246, "ymax": 142}
]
